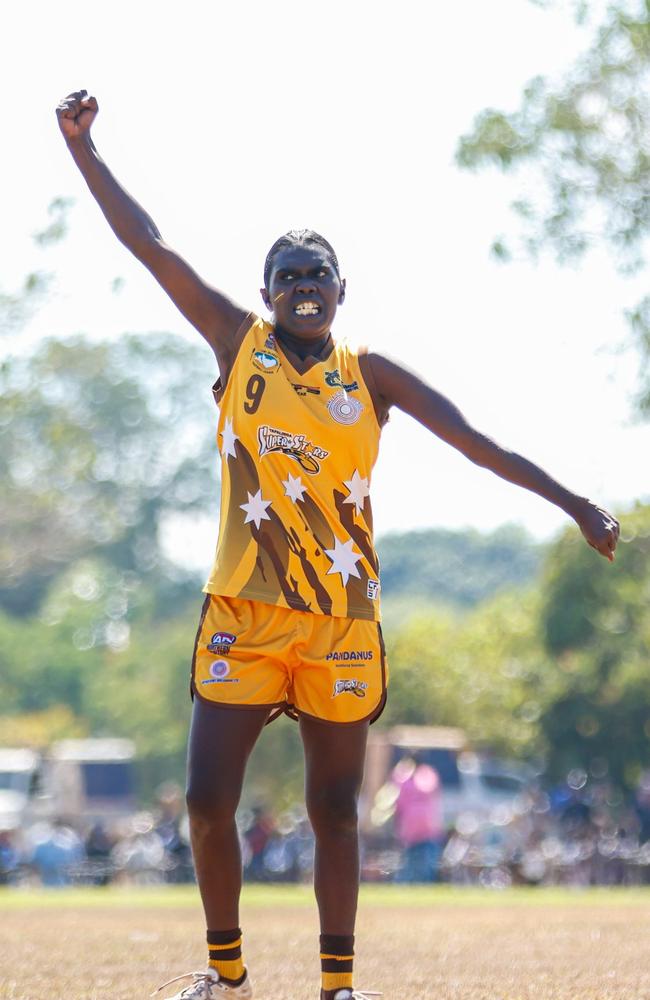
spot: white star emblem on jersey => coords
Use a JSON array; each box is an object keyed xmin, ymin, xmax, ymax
[
  {"xmin": 240, "ymin": 489, "xmax": 272, "ymax": 529},
  {"xmin": 324, "ymin": 537, "xmax": 363, "ymax": 587},
  {"xmin": 220, "ymin": 417, "xmax": 239, "ymax": 459},
  {"xmin": 343, "ymin": 469, "xmax": 370, "ymax": 514},
  {"xmin": 283, "ymin": 473, "xmax": 308, "ymax": 504}
]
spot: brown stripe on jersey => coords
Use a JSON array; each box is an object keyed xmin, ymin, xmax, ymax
[
  {"xmin": 286, "ymin": 524, "xmax": 333, "ymax": 615},
  {"xmin": 294, "ymin": 494, "xmax": 337, "ymax": 615},
  {"xmin": 218, "ymin": 440, "xmax": 261, "ymax": 577},
  {"xmin": 333, "ymin": 487, "xmax": 378, "ymax": 573},
  {"xmin": 249, "ymin": 513, "xmax": 311, "ymax": 613},
  {"xmin": 232, "ymin": 445, "xmax": 287, "ymax": 608}
]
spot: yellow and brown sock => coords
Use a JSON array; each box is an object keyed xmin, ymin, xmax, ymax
[
  {"xmin": 207, "ymin": 928, "xmax": 245, "ymax": 986},
  {"xmin": 320, "ymin": 933, "xmax": 354, "ymax": 998}
]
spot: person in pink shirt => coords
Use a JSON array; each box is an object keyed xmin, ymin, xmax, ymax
[{"xmin": 393, "ymin": 756, "xmax": 444, "ymax": 882}]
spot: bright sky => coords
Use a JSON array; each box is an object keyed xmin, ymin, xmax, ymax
[{"xmin": 5, "ymin": 1, "xmax": 648, "ymax": 569}]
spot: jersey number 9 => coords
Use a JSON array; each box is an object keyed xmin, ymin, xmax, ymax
[{"xmin": 244, "ymin": 375, "xmax": 266, "ymax": 414}]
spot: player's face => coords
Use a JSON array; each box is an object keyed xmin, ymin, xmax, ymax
[{"xmin": 261, "ymin": 245, "xmax": 346, "ymax": 340}]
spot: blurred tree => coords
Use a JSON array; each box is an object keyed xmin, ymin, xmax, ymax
[
  {"xmin": 457, "ymin": 0, "xmax": 650, "ymax": 411},
  {"xmin": 378, "ymin": 523, "xmax": 541, "ymax": 609},
  {"xmin": 382, "ymin": 589, "xmax": 551, "ymax": 757},
  {"xmin": 0, "ymin": 334, "xmax": 217, "ymax": 616},
  {"xmin": 0, "ymin": 198, "xmax": 73, "ymax": 336},
  {"xmin": 538, "ymin": 503, "xmax": 650, "ymax": 787}
]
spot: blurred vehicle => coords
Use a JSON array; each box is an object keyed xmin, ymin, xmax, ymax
[
  {"xmin": 0, "ymin": 748, "xmax": 41, "ymax": 832},
  {"xmin": 0, "ymin": 739, "xmax": 136, "ymax": 831},
  {"xmin": 360, "ymin": 725, "xmax": 534, "ymax": 834}
]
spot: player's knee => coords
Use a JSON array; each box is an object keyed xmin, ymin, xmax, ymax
[
  {"xmin": 306, "ymin": 781, "xmax": 359, "ymax": 837},
  {"xmin": 185, "ymin": 778, "xmax": 239, "ymax": 831}
]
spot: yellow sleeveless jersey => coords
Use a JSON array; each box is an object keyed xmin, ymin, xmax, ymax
[{"xmin": 204, "ymin": 315, "xmax": 382, "ymax": 621}]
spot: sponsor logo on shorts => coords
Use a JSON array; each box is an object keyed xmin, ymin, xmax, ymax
[
  {"xmin": 325, "ymin": 369, "xmax": 359, "ymax": 392},
  {"xmin": 367, "ymin": 580, "xmax": 380, "ymax": 600},
  {"xmin": 252, "ymin": 349, "xmax": 281, "ymax": 373},
  {"xmin": 207, "ymin": 631, "xmax": 237, "ymax": 656},
  {"xmin": 332, "ymin": 678, "xmax": 368, "ymax": 698},
  {"xmin": 201, "ymin": 660, "xmax": 240, "ymax": 685},
  {"xmin": 328, "ymin": 390, "xmax": 363, "ymax": 426},
  {"xmin": 326, "ymin": 651, "xmax": 373, "ymax": 662}
]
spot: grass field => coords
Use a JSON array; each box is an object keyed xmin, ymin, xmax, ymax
[{"xmin": 3, "ymin": 885, "xmax": 650, "ymax": 999}]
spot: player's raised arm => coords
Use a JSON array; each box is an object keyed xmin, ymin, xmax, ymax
[
  {"xmin": 56, "ymin": 90, "xmax": 248, "ymax": 369},
  {"xmin": 367, "ymin": 352, "xmax": 620, "ymax": 561}
]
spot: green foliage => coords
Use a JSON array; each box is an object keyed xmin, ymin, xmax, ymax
[
  {"xmin": 0, "ymin": 200, "xmax": 73, "ymax": 336},
  {"xmin": 456, "ymin": 1, "xmax": 650, "ymax": 412},
  {"xmin": 0, "ymin": 334, "xmax": 217, "ymax": 616},
  {"xmin": 382, "ymin": 589, "xmax": 550, "ymax": 757},
  {"xmin": 538, "ymin": 503, "xmax": 650, "ymax": 787},
  {"xmin": 377, "ymin": 523, "xmax": 542, "ymax": 609},
  {"xmin": 457, "ymin": 3, "xmax": 650, "ymax": 273}
]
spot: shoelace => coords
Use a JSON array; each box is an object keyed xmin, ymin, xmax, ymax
[{"xmin": 150, "ymin": 971, "xmax": 221, "ymax": 997}]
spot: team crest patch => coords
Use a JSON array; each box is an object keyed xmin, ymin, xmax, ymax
[
  {"xmin": 325, "ymin": 369, "xmax": 359, "ymax": 391},
  {"xmin": 332, "ymin": 678, "xmax": 368, "ymax": 698},
  {"xmin": 252, "ymin": 349, "xmax": 280, "ymax": 373},
  {"xmin": 258, "ymin": 424, "xmax": 329, "ymax": 475},
  {"xmin": 328, "ymin": 390, "xmax": 363, "ymax": 425},
  {"xmin": 207, "ymin": 632, "xmax": 237, "ymax": 656}
]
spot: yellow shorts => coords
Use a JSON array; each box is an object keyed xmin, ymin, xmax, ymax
[{"xmin": 191, "ymin": 595, "xmax": 388, "ymax": 725}]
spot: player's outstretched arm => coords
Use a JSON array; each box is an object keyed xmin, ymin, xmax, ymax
[
  {"xmin": 368, "ymin": 352, "xmax": 620, "ymax": 561},
  {"xmin": 56, "ymin": 90, "xmax": 247, "ymax": 367}
]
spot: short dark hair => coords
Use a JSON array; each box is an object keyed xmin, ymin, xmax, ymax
[{"xmin": 263, "ymin": 229, "xmax": 340, "ymax": 288}]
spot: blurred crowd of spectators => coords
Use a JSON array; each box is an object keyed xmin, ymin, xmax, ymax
[{"xmin": 5, "ymin": 769, "xmax": 650, "ymax": 888}]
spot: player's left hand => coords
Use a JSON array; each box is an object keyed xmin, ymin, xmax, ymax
[{"xmin": 573, "ymin": 500, "xmax": 620, "ymax": 562}]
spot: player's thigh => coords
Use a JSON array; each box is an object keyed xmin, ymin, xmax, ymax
[{"xmin": 186, "ymin": 698, "xmax": 270, "ymax": 813}]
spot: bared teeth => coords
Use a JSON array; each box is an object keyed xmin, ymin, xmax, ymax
[{"xmin": 294, "ymin": 302, "xmax": 320, "ymax": 316}]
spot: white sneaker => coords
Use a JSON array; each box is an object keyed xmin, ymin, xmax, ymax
[
  {"xmin": 332, "ymin": 991, "xmax": 382, "ymax": 1000},
  {"xmin": 151, "ymin": 967, "xmax": 253, "ymax": 999}
]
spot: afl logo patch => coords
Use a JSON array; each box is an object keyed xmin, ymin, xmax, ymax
[
  {"xmin": 207, "ymin": 631, "xmax": 237, "ymax": 655},
  {"xmin": 252, "ymin": 349, "xmax": 280, "ymax": 373},
  {"xmin": 328, "ymin": 390, "xmax": 363, "ymax": 425}
]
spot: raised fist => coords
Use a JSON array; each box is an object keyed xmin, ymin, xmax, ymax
[{"xmin": 56, "ymin": 90, "xmax": 98, "ymax": 140}]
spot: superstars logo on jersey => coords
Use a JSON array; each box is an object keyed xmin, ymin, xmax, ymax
[{"xmin": 257, "ymin": 425, "xmax": 329, "ymax": 475}]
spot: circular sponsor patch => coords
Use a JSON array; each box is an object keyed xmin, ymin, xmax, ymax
[
  {"xmin": 328, "ymin": 391, "xmax": 363, "ymax": 425},
  {"xmin": 210, "ymin": 660, "xmax": 230, "ymax": 679}
]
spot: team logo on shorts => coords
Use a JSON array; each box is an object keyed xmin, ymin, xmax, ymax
[
  {"xmin": 328, "ymin": 390, "xmax": 363, "ymax": 426},
  {"xmin": 207, "ymin": 632, "xmax": 237, "ymax": 656},
  {"xmin": 252, "ymin": 349, "xmax": 280, "ymax": 373},
  {"xmin": 332, "ymin": 678, "xmax": 368, "ymax": 698}
]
